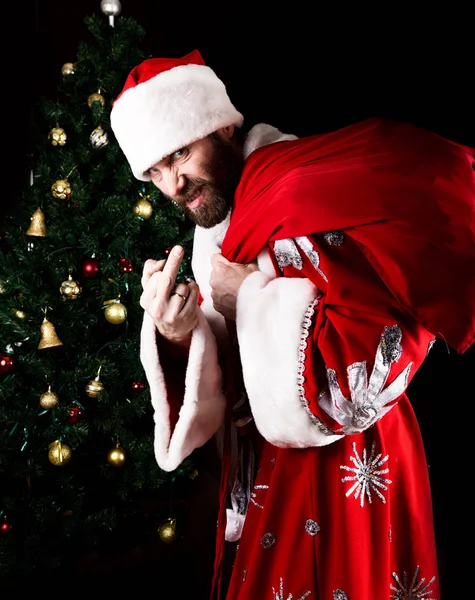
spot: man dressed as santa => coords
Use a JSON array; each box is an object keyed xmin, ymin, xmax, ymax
[{"xmin": 111, "ymin": 49, "xmax": 475, "ymax": 599}]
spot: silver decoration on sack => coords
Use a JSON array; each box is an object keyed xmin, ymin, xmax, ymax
[
  {"xmin": 340, "ymin": 441, "xmax": 392, "ymax": 506},
  {"xmin": 295, "ymin": 236, "xmax": 328, "ymax": 281},
  {"xmin": 427, "ymin": 338, "xmax": 436, "ymax": 356},
  {"xmin": 274, "ymin": 238, "xmax": 303, "ymax": 270},
  {"xmin": 318, "ymin": 326, "xmax": 412, "ymax": 434},
  {"xmin": 333, "ymin": 591, "xmax": 349, "ymax": 600},
  {"xmin": 323, "ymin": 230, "xmax": 345, "ymax": 246},
  {"xmin": 380, "ymin": 325, "xmax": 402, "ymax": 365},
  {"xmin": 305, "ymin": 519, "xmax": 321, "ymax": 536},
  {"xmin": 273, "ymin": 577, "xmax": 312, "ymax": 599},
  {"xmin": 274, "ymin": 236, "xmax": 327, "ymax": 280},
  {"xmin": 297, "ymin": 297, "xmax": 336, "ymax": 435},
  {"xmin": 242, "ymin": 568, "xmax": 248, "ymax": 582},
  {"xmin": 260, "ymin": 532, "xmax": 277, "ymax": 549},
  {"xmin": 390, "ymin": 565, "xmax": 436, "ymax": 599},
  {"xmin": 100, "ymin": 0, "xmax": 121, "ymax": 27}
]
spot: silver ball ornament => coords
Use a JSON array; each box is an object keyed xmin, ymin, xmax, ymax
[
  {"xmin": 101, "ymin": 0, "xmax": 121, "ymax": 17},
  {"xmin": 90, "ymin": 126, "xmax": 109, "ymax": 149}
]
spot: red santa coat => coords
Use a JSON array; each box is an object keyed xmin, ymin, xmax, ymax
[{"xmin": 140, "ymin": 119, "xmax": 475, "ymax": 600}]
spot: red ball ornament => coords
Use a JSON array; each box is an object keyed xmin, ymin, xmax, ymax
[
  {"xmin": 67, "ymin": 404, "xmax": 84, "ymax": 424},
  {"xmin": 132, "ymin": 381, "xmax": 146, "ymax": 392},
  {"xmin": 118, "ymin": 257, "xmax": 134, "ymax": 273},
  {"xmin": 82, "ymin": 257, "xmax": 100, "ymax": 278},
  {"xmin": 0, "ymin": 352, "xmax": 14, "ymax": 375},
  {"xmin": 0, "ymin": 518, "xmax": 12, "ymax": 536}
]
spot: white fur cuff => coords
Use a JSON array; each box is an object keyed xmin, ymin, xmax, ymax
[
  {"xmin": 140, "ymin": 310, "xmax": 227, "ymax": 471},
  {"xmin": 236, "ymin": 271, "xmax": 343, "ymax": 448}
]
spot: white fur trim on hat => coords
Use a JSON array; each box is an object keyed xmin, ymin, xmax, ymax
[{"xmin": 111, "ymin": 63, "xmax": 244, "ymax": 181}]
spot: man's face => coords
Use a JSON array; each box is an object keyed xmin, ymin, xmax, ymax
[{"xmin": 147, "ymin": 132, "xmax": 243, "ymax": 229}]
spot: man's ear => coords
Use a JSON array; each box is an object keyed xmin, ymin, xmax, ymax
[{"xmin": 219, "ymin": 124, "xmax": 235, "ymax": 140}]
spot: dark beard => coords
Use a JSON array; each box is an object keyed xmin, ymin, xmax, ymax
[{"xmin": 164, "ymin": 136, "xmax": 243, "ymax": 229}]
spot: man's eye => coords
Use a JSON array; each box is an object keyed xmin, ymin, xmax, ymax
[
  {"xmin": 149, "ymin": 167, "xmax": 162, "ymax": 180},
  {"xmin": 173, "ymin": 148, "xmax": 186, "ymax": 159}
]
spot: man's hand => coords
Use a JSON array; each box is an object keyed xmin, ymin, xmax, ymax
[
  {"xmin": 140, "ymin": 245, "xmax": 200, "ymax": 345},
  {"xmin": 209, "ymin": 253, "xmax": 259, "ymax": 321}
]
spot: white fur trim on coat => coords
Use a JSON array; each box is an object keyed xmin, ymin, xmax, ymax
[
  {"xmin": 236, "ymin": 271, "xmax": 344, "ymax": 448},
  {"xmin": 140, "ymin": 310, "xmax": 227, "ymax": 471},
  {"xmin": 111, "ymin": 63, "xmax": 244, "ymax": 181}
]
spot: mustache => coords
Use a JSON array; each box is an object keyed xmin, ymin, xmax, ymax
[{"xmin": 169, "ymin": 177, "xmax": 208, "ymax": 206}]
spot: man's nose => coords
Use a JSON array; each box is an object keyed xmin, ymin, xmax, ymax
[{"xmin": 162, "ymin": 171, "xmax": 185, "ymax": 197}]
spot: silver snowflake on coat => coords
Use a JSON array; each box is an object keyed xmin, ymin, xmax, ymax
[
  {"xmin": 340, "ymin": 441, "xmax": 392, "ymax": 506},
  {"xmin": 261, "ymin": 532, "xmax": 276, "ymax": 549},
  {"xmin": 250, "ymin": 483, "xmax": 269, "ymax": 509},
  {"xmin": 272, "ymin": 577, "xmax": 312, "ymax": 599},
  {"xmin": 304, "ymin": 519, "xmax": 320, "ymax": 536},
  {"xmin": 319, "ymin": 326, "xmax": 412, "ymax": 434},
  {"xmin": 390, "ymin": 565, "xmax": 437, "ymax": 599}
]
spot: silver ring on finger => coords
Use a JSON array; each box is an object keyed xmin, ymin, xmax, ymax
[{"xmin": 172, "ymin": 292, "xmax": 187, "ymax": 302}]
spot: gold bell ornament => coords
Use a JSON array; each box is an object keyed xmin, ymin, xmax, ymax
[
  {"xmin": 107, "ymin": 442, "xmax": 126, "ymax": 467},
  {"xmin": 158, "ymin": 517, "xmax": 178, "ymax": 544},
  {"xmin": 60, "ymin": 273, "xmax": 82, "ymax": 300},
  {"xmin": 61, "ymin": 62, "xmax": 75, "ymax": 76},
  {"xmin": 40, "ymin": 385, "xmax": 59, "ymax": 409},
  {"xmin": 48, "ymin": 126, "xmax": 67, "ymax": 147},
  {"xmin": 85, "ymin": 365, "xmax": 104, "ymax": 397},
  {"xmin": 104, "ymin": 298, "xmax": 127, "ymax": 324},
  {"xmin": 51, "ymin": 179, "xmax": 71, "ymax": 200},
  {"xmin": 26, "ymin": 208, "xmax": 47, "ymax": 237},
  {"xmin": 132, "ymin": 194, "xmax": 153, "ymax": 220},
  {"xmin": 48, "ymin": 440, "xmax": 72, "ymax": 466},
  {"xmin": 38, "ymin": 311, "xmax": 63, "ymax": 350}
]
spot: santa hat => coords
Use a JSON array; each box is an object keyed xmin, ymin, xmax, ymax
[{"xmin": 110, "ymin": 49, "xmax": 244, "ymax": 181}]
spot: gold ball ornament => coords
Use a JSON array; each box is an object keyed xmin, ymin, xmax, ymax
[
  {"xmin": 61, "ymin": 62, "xmax": 75, "ymax": 76},
  {"xmin": 48, "ymin": 440, "xmax": 72, "ymax": 466},
  {"xmin": 90, "ymin": 126, "xmax": 109, "ymax": 149},
  {"xmin": 48, "ymin": 127, "xmax": 67, "ymax": 147},
  {"xmin": 60, "ymin": 274, "xmax": 82, "ymax": 300},
  {"xmin": 85, "ymin": 376, "xmax": 104, "ymax": 398},
  {"xmin": 107, "ymin": 443, "xmax": 126, "ymax": 467},
  {"xmin": 132, "ymin": 198, "xmax": 153, "ymax": 220},
  {"xmin": 158, "ymin": 518, "xmax": 178, "ymax": 544},
  {"xmin": 51, "ymin": 179, "xmax": 71, "ymax": 200},
  {"xmin": 87, "ymin": 92, "xmax": 105, "ymax": 109},
  {"xmin": 40, "ymin": 386, "xmax": 59, "ymax": 409},
  {"xmin": 13, "ymin": 308, "xmax": 27, "ymax": 320},
  {"xmin": 104, "ymin": 301, "xmax": 127, "ymax": 324}
]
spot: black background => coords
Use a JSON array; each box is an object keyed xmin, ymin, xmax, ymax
[{"xmin": 3, "ymin": 0, "xmax": 473, "ymax": 596}]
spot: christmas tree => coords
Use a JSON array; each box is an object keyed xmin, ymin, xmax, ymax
[{"xmin": 0, "ymin": 4, "xmax": 197, "ymax": 582}]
